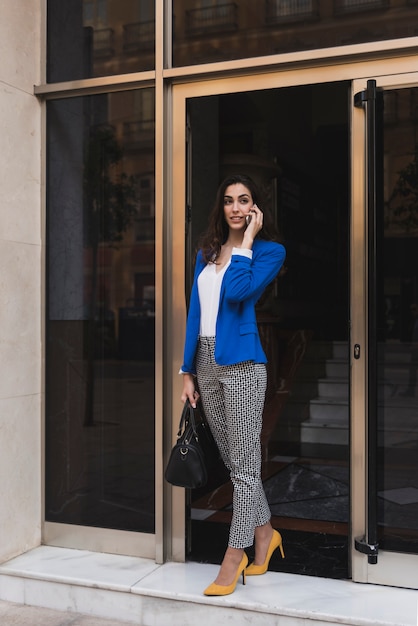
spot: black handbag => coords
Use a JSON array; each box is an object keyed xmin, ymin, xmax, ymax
[{"xmin": 165, "ymin": 400, "xmax": 218, "ymax": 489}]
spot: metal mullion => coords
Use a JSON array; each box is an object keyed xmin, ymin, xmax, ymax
[
  {"xmin": 154, "ymin": 0, "xmax": 166, "ymax": 566},
  {"xmin": 34, "ymin": 71, "xmax": 155, "ymax": 100},
  {"xmin": 163, "ymin": 36, "xmax": 418, "ymax": 82},
  {"xmin": 40, "ymin": 0, "xmax": 47, "ymax": 85},
  {"xmin": 155, "ymin": 0, "xmax": 186, "ymax": 565},
  {"xmin": 34, "ymin": 37, "xmax": 418, "ymax": 100}
]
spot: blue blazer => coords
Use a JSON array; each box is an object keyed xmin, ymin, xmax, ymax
[{"xmin": 181, "ymin": 239, "xmax": 286, "ymax": 374}]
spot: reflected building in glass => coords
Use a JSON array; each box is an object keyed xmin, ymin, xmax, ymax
[{"xmin": 172, "ymin": 0, "xmax": 418, "ymax": 66}]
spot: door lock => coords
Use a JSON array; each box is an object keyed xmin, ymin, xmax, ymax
[{"xmin": 354, "ymin": 344, "xmax": 361, "ymax": 359}]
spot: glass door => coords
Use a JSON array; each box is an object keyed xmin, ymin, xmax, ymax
[
  {"xmin": 352, "ymin": 75, "xmax": 418, "ymax": 589},
  {"xmin": 173, "ymin": 78, "xmax": 352, "ymax": 579}
]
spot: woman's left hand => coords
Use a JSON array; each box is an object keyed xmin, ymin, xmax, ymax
[{"xmin": 181, "ymin": 373, "xmax": 200, "ymax": 408}]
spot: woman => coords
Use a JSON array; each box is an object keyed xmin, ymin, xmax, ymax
[{"xmin": 180, "ymin": 173, "xmax": 286, "ymax": 596}]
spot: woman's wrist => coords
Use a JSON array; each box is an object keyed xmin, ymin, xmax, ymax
[{"xmin": 241, "ymin": 236, "xmax": 254, "ymax": 250}]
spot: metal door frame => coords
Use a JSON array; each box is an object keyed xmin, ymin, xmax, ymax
[
  {"xmin": 351, "ymin": 72, "xmax": 418, "ymax": 589},
  {"xmin": 170, "ymin": 60, "xmax": 418, "ymax": 590}
]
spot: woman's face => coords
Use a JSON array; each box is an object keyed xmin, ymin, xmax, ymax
[{"xmin": 223, "ymin": 183, "xmax": 253, "ymax": 232}]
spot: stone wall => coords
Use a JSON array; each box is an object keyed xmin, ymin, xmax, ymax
[{"xmin": 0, "ymin": 0, "xmax": 42, "ymax": 562}]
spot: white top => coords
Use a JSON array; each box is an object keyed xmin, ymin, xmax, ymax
[
  {"xmin": 198, "ymin": 261, "xmax": 230, "ymax": 336},
  {"xmin": 198, "ymin": 247, "xmax": 253, "ymax": 337}
]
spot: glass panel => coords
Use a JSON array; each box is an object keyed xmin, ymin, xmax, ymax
[
  {"xmin": 46, "ymin": 89, "xmax": 155, "ymax": 533},
  {"xmin": 377, "ymin": 87, "xmax": 418, "ymax": 554},
  {"xmin": 173, "ymin": 0, "xmax": 418, "ymax": 67},
  {"xmin": 187, "ymin": 82, "xmax": 351, "ymax": 578},
  {"xmin": 47, "ymin": 0, "xmax": 155, "ymax": 82}
]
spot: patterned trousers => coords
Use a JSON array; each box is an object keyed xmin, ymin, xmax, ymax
[{"xmin": 196, "ymin": 336, "xmax": 271, "ymax": 549}]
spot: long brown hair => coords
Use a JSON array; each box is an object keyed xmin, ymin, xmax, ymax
[{"xmin": 198, "ymin": 173, "xmax": 281, "ymax": 264}]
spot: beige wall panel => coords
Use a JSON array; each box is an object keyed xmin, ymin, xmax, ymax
[
  {"xmin": 0, "ymin": 241, "xmax": 41, "ymax": 399},
  {"xmin": 0, "ymin": 394, "xmax": 42, "ymax": 562},
  {"xmin": 0, "ymin": 0, "xmax": 42, "ymax": 563},
  {"xmin": 0, "ymin": 1, "xmax": 41, "ymax": 93},
  {"xmin": 0, "ymin": 88, "xmax": 41, "ymax": 245}
]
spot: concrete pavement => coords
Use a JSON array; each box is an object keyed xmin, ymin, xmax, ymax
[{"xmin": 0, "ymin": 600, "xmax": 139, "ymax": 625}]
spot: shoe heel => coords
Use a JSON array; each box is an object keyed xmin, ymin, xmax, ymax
[
  {"xmin": 279, "ymin": 542, "xmax": 285, "ymax": 559},
  {"xmin": 242, "ymin": 568, "xmax": 246, "ymax": 585}
]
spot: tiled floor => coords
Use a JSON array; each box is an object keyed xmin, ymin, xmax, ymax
[{"xmin": 0, "ymin": 546, "xmax": 417, "ymax": 626}]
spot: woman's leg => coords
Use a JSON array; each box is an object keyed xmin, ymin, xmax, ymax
[
  {"xmin": 221, "ymin": 361, "xmax": 271, "ymax": 549},
  {"xmin": 197, "ymin": 342, "xmax": 273, "ymax": 584},
  {"xmin": 252, "ymin": 522, "xmax": 275, "ymax": 564},
  {"xmin": 196, "ymin": 339, "xmax": 246, "ymax": 586},
  {"xmin": 210, "ymin": 361, "xmax": 271, "ymax": 586}
]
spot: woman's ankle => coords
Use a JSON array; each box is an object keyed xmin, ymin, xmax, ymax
[{"xmin": 255, "ymin": 522, "xmax": 273, "ymax": 542}]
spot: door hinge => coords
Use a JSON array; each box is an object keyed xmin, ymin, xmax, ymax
[
  {"xmin": 354, "ymin": 79, "xmax": 377, "ymax": 108},
  {"xmin": 354, "ymin": 90, "xmax": 367, "ymax": 108},
  {"xmin": 354, "ymin": 537, "xmax": 379, "ymax": 564}
]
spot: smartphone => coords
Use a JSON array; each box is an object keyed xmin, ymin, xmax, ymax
[{"xmin": 246, "ymin": 205, "xmax": 257, "ymax": 225}]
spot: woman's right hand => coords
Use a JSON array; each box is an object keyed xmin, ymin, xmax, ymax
[
  {"xmin": 181, "ymin": 373, "xmax": 199, "ymax": 408},
  {"xmin": 243, "ymin": 203, "xmax": 263, "ymax": 248}
]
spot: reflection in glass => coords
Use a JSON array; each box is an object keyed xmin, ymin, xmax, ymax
[
  {"xmin": 46, "ymin": 90, "xmax": 155, "ymax": 533},
  {"xmin": 173, "ymin": 0, "xmax": 418, "ymax": 67},
  {"xmin": 377, "ymin": 88, "xmax": 418, "ymax": 554},
  {"xmin": 47, "ymin": 0, "xmax": 155, "ymax": 82}
]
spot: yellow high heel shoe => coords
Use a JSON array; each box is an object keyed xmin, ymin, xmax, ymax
[
  {"xmin": 245, "ymin": 529, "xmax": 285, "ymax": 576},
  {"xmin": 203, "ymin": 553, "xmax": 248, "ymax": 596}
]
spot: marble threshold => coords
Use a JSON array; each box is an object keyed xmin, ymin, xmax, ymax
[{"xmin": 0, "ymin": 546, "xmax": 417, "ymax": 626}]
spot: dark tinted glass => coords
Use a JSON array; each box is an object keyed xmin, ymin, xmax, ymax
[
  {"xmin": 46, "ymin": 90, "xmax": 155, "ymax": 533},
  {"xmin": 173, "ymin": 0, "xmax": 418, "ymax": 67},
  {"xmin": 377, "ymin": 87, "xmax": 418, "ymax": 555},
  {"xmin": 47, "ymin": 0, "xmax": 155, "ymax": 82},
  {"xmin": 187, "ymin": 83, "xmax": 351, "ymax": 578}
]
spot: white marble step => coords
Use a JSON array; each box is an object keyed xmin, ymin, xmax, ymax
[
  {"xmin": 281, "ymin": 340, "xmax": 416, "ymax": 447},
  {"xmin": 297, "ymin": 358, "xmax": 348, "ymax": 379},
  {"xmin": 305, "ymin": 340, "xmax": 412, "ymax": 362},
  {"xmin": 295, "ymin": 377, "xmax": 407, "ymax": 399},
  {"xmin": 283, "ymin": 397, "xmax": 349, "ymax": 421},
  {"xmin": 305, "ymin": 341, "xmax": 349, "ymax": 360},
  {"xmin": 280, "ymin": 391, "xmax": 416, "ymax": 446},
  {"xmin": 0, "ymin": 546, "xmax": 417, "ymax": 626}
]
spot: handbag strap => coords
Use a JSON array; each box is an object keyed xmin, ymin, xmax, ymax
[{"xmin": 176, "ymin": 399, "xmax": 198, "ymax": 438}]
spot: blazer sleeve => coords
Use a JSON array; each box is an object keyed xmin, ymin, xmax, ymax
[{"xmin": 223, "ymin": 241, "xmax": 286, "ymax": 303}]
